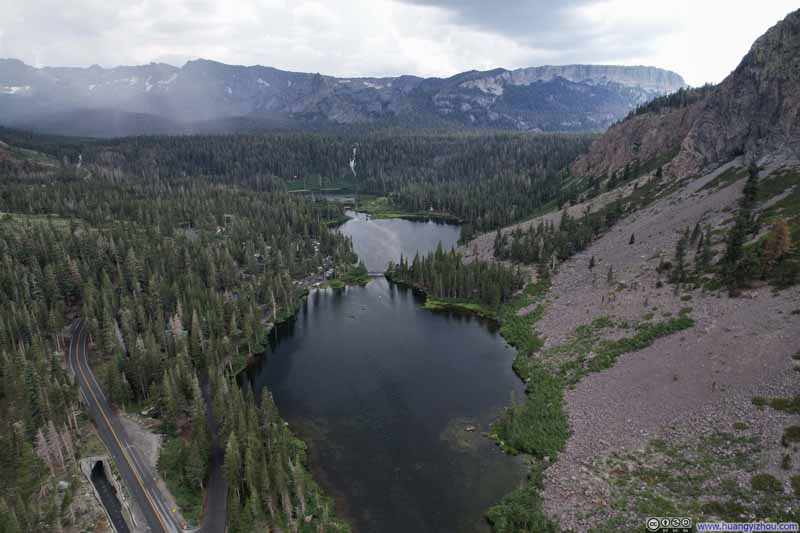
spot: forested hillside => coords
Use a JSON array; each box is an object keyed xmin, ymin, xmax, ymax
[
  {"xmin": 0, "ymin": 127, "xmax": 593, "ymax": 232},
  {"xmin": 0, "ymin": 143, "xmax": 356, "ymax": 531}
]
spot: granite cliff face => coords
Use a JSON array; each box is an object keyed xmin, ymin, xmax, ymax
[
  {"xmin": 0, "ymin": 59, "xmax": 684, "ymax": 137},
  {"xmin": 573, "ymin": 9, "xmax": 800, "ymax": 179},
  {"xmin": 671, "ymin": 8, "xmax": 800, "ymax": 175}
]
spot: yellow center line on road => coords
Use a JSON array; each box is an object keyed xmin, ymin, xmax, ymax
[{"xmin": 74, "ymin": 324, "xmax": 172, "ymax": 533}]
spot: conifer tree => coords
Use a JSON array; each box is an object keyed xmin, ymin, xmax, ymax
[
  {"xmin": 690, "ymin": 223, "xmax": 701, "ymax": 244},
  {"xmin": 671, "ymin": 231, "xmax": 688, "ymax": 284}
]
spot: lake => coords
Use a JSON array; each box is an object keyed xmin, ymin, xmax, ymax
[{"xmin": 247, "ymin": 213, "xmax": 525, "ymax": 532}]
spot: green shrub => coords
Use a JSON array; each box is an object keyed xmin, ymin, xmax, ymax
[
  {"xmin": 701, "ymin": 499, "xmax": 747, "ymax": 519},
  {"xmin": 767, "ymin": 396, "xmax": 800, "ymax": 414},
  {"xmin": 752, "ymin": 396, "xmax": 768, "ymax": 408},
  {"xmin": 493, "ymin": 362, "xmax": 567, "ymax": 457},
  {"xmin": 750, "ymin": 473, "xmax": 783, "ymax": 493},
  {"xmin": 486, "ymin": 468, "xmax": 559, "ymax": 533},
  {"xmin": 583, "ymin": 315, "xmax": 694, "ymax": 377},
  {"xmin": 782, "ymin": 425, "xmax": 800, "ymax": 446}
]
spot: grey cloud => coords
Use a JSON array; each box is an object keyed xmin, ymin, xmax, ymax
[
  {"xmin": 395, "ymin": 0, "xmax": 676, "ymax": 66},
  {"xmin": 396, "ymin": 0, "xmax": 595, "ymax": 37},
  {"xmin": 0, "ymin": 0, "xmax": 682, "ymax": 80}
]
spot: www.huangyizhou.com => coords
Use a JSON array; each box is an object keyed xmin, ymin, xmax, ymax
[{"xmin": 696, "ymin": 522, "xmax": 800, "ymax": 532}]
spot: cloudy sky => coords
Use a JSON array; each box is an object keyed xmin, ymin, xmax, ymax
[{"xmin": 1, "ymin": 0, "xmax": 797, "ymax": 86}]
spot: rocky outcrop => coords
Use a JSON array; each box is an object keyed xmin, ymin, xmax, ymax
[
  {"xmin": 570, "ymin": 100, "xmax": 703, "ymax": 177},
  {"xmin": 671, "ymin": 8, "xmax": 800, "ymax": 175},
  {"xmin": 499, "ymin": 64, "xmax": 685, "ymax": 94},
  {"xmin": 572, "ymin": 8, "xmax": 800, "ymax": 179}
]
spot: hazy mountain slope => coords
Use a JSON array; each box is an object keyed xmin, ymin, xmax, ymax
[
  {"xmin": 0, "ymin": 59, "xmax": 685, "ymax": 136},
  {"xmin": 572, "ymin": 8, "xmax": 800, "ymax": 179}
]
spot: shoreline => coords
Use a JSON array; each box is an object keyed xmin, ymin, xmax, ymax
[
  {"xmin": 386, "ymin": 267, "xmax": 563, "ymax": 527},
  {"xmin": 463, "ymin": 161, "xmax": 800, "ymax": 530}
]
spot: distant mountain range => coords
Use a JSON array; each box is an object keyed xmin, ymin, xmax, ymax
[{"xmin": 0, "ymin": 59, "xmax": 686, "ymax": 137}]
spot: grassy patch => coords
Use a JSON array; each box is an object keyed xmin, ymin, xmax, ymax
[
  {"xmin": 752, "ymin": 395, "xmax": 800, "ymax": 414},
  {"xmin": 760, "ymin": 170, "xmax": 800, "ymax": 245},
  {"xmin": 538, "ymin": 314, "xmax": 694, "ymax": 386},
  {"xmin": 756, "ymin": 170, "xmax": 800, "ymax": 203},
  {"xmin": 589, "ymin": 431, "xmax": 800, "ymax": 528},
  {"xmin": 0, "ymin": 211, "xmax": 76, "ymax": 230},
  {"xmin": 325, "ymin": 214, "xmax": 352, "ymax": 227},
  {"xmin": 699, "ymin": 166, "xmax": 748, "ymax": 193},
  {"xmin": 284, "ymin": 175, "xmax": 356, "ymax": 193},
  {"xmin": 636, "ymin": 148, "xmax": 681, "ymax": 179},
  {"xmin": 422, "ymin": 298, "xmax": 497, "ymax": 320},
  {"xmin": 357, "ymin": 195, "xmax": 460, "ymax": 223}
]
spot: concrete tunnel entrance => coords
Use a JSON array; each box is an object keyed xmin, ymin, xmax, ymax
[{"xmin": 90, "ymin": 460, "xmax": 131, "ymax": 533}]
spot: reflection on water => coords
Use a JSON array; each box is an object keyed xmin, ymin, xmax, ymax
[
  {"xmin": 248, "ymin": 214, "xmax": 525, "ymax": 533},
  {"xmin": 338, "ymin": 210, "xmax": 461, "ymax": 273}
]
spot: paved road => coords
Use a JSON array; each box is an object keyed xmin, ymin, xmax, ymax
[
  {"xmin": 69, "ymin": 320, "xmax": 181, "ymax": 533},
  {"xmin": 199, "ymin": 377, "xmax": 227, "ymax": 533}
]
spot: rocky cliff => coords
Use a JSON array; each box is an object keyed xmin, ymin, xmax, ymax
[{"xmin": 572, "ymin": 8, "xmax": 800, "ymax": 179}]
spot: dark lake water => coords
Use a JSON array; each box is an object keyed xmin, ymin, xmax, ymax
[{"xmin": 248, "ymin": 213, "xmax": 525, "ymax": 533}]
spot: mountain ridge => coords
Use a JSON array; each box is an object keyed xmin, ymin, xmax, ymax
[{"xmin": 0, "ymin": 58, "xmax": 685, "ymax": 137}]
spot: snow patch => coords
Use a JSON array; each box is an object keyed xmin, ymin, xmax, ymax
[
  {"xmin": 362, "ymin": 81, "xmax": 383, "ymax": 90},
  {"xmin": 257, "ymin": 78, "xmax": 271, "ymax": 88},
  {"xmin": 87, "ymin": 84, "xmax": 97, "ymax": 92},
  {"xmin": 111, "ymin": 77, "xmax": 138, "ymax": 85},
  {"xmin": 145, "ymin": 76, "xmax": 153, "ymax": 92},
  {"xmin": 338, "ymin": 79, "xmax": 352, "ymax": 84},
  {"xmin": 158, "ymin": 73, "xmax": 178, "ymax": 85},
  {"xmin": 0, "ymin": 85, "xmax": 30, "ymax": 95},
  {"xmin": 225, "ymin": 86, "xmax": 233, "ymax": 95}
]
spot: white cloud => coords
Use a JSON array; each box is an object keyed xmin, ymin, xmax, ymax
[{"xmin": 0, "ymin": 0, "xmax": 796, "ymax": 86}]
